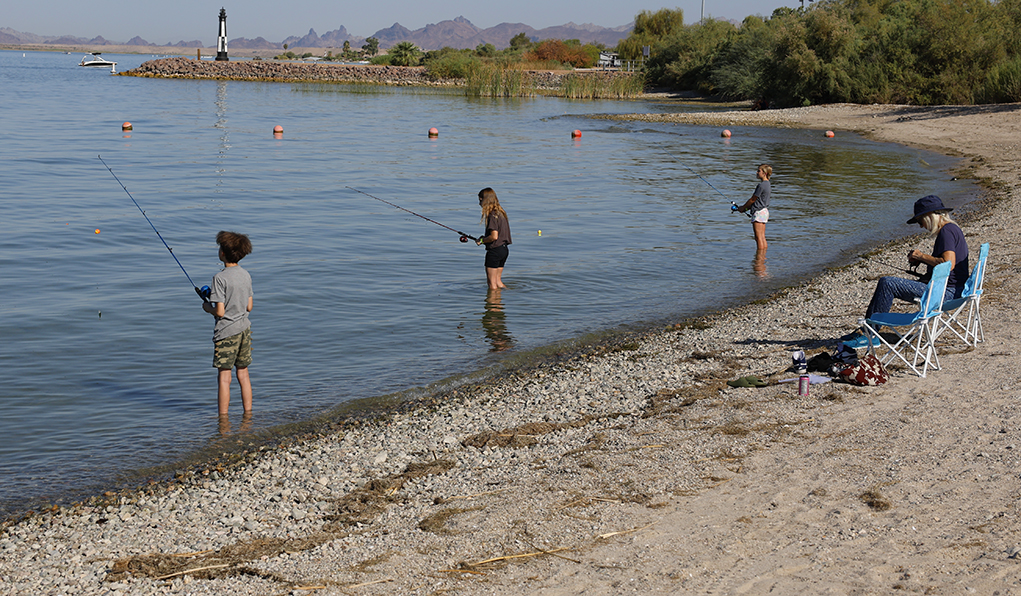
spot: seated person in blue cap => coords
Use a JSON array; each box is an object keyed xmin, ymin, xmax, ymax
[{"xmin": 844, "ymin": 195, "xmax": 969, "ymax": 348}]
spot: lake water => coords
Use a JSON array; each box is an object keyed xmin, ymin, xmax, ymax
[{"xmin": 0, "ymin": 50, "xmax": 978, "ymax": 517}]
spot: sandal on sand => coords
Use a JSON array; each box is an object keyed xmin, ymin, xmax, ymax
[{"xmin": 727, "ymin": 375, "xmax": 768, "ymax": 388}]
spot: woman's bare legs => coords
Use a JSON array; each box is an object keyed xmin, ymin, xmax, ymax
[{"xmin": 752, "ymin": 222, "xmax": 767, "ymax": 252}]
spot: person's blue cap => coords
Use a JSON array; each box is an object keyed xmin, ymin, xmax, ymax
[{"xmin": 907, "ymin": 195, "xmax": 951, "ymax": 224}]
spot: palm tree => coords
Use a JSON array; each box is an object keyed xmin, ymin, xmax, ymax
[{"xmin": 388, "ymin": 41, "xmax": 421, "ymax": 66}]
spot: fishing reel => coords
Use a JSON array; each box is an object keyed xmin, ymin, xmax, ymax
[
  {"xmin": 731, "ymin": 202, "xmax": 752, "ymax": 218},
  {"xmin": 459, "ymin": 235, "xmax": 470, "ymax": 243},
  {"xmin": 195, "ymin": 285, "xmax": 211, "ymax": 301}
]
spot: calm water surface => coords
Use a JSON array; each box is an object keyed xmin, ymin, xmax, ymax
[{"xmin": 0, "ymin": 50, "xmax": 978, "ymax": 516}]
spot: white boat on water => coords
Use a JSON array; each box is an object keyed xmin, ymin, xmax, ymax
[{"xmin": 79, "ymin": 52, "xmax": 117, "ymax": 72}]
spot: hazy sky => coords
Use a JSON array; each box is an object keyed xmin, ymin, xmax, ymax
[{"xmin": 5, "ymin": 1, "xmax": 807, "ymax": 45}]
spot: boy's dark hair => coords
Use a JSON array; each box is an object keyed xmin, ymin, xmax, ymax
[{"xmin": 216, "ymin": 231, "xmax": 252, "ymax": 263}]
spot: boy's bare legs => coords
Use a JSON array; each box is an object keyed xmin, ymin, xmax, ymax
[
  {"xmin": 217, "ymin": 368, "xmax": 233, "ymax": 415},
  {"xmin": 218, "ymin": 367, "xmax": 252, "ymax": 415},
  {"xmin": 752, "ymin": 222, "xmax": 767, "ymax": 252},
  {"xmin": 236, "ymin": 366, "xmax": 252, "ymax": 412}
]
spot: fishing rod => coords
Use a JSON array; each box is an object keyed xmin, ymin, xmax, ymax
[
  {"xmin": 662, "ymin": 149, "xmax": 751, "ymax": 218},
  {"xmin": 98, "ymin": 155, "xmax": 210, "ymax": 301},
  {"xmin": 865, "ymin": 256, "xmax": 924, "ymax": 278},
  {"xmin": 347, "ymin": 186, "xmax": 480, "ymax": 243}
]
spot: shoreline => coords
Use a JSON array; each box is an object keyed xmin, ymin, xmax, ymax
[{"xmin": 2, "ymin": 103, "xmax": 1020, "ymax": 594}]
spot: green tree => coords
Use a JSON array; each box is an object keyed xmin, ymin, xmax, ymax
[
  {"xmin": 617, "ymin": 8, "xmax": 686, "ymax": 60},
  {"xmin": 389, "ymin": 41, "xmax": 421, "ymax": 66},
  {"xmin": 362, "ymin": 37, "xmax": 379, "ymax": 57},
  {"xmin": 710, "ymin": 17, "xmax": 771, "ymax": 99},
  {"xmin": 509, "ymin": 32, "xmax": 531, "ymax": 49},
  {"xmin": 650, "ymin": 19, "xmax": 737, "ymax": 92}
]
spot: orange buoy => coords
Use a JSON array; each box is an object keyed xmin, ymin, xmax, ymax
[
  {"xmin": 122, "ymin": 122, "xmax": 132, "ymax": 131},
  {"xmin": 428, "ymin": 127, "xmax": 439, "ymax": 137},
  {"xmin": 273, "ymin": 125, "xmax": 283, "ymax": 134},
  {"xmin": 95, "ymin": 229, "xmax": 101, "ymax": 234},
  {"xmin": 721, "ymin": 129, "xmax": 731, "ymax": 138},
  {"xmin": 824, "ymin": 130, "xmax": 835, "ymax": 138},
  {"xmin": 571, "ymin": 130, "xmax": 582, "ymax": 138}
]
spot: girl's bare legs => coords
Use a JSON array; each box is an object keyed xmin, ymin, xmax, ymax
[{"xmin": 486, "ymin": 266, "xmax": 506, "ymax": 290}]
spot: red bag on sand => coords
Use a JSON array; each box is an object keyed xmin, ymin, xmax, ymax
[{"xmin": 837, "ymin": 353, "xmax": 889, "ymax": 386}]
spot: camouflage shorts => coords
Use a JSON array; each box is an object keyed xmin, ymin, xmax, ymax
[{"xmin": 213, "ymin": 327, "xmax": 252, "ymax": 370}]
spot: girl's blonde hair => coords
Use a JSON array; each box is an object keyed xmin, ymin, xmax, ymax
[
  {"xmin": 758, "ymin": 164, "xmax": 773, "ymax": 178},
  {"xmin": 479, "ymin": 187, "xmax": 507, "ymax": 224},
  {"xmin": 919, "ymin": 211, "xmax": 954, "ymax": 235}
]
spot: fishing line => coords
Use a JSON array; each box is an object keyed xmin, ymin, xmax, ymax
[
  {"xmin": 347, "ymin": 186, "xmax": 479, "ymax": 243},
  {"xmin": 661, "ymin": 148, "xmax": 751, "ymax": 218},
  {"xmin": 98, "ymin": 155, "xmax": 209, "ymax": 301}
]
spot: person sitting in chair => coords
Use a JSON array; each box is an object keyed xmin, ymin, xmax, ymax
[{"xmin": 844, "ymin": 195, "xmax": 969, "ymax": 348}]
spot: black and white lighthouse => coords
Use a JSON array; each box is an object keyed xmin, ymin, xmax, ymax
[{"xmin": 215, "ymin": 8, "xmax": 229, "ymax": 61}]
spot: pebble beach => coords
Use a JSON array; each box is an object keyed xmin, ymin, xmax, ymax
[{"xmin": 2, "ymin": 102, "xmax": 1021, "ymax": 595}]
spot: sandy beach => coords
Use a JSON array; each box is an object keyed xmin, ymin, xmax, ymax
[{"xmin": 2, "ymin": 102, "xmax": 1020, "ymax": 595}]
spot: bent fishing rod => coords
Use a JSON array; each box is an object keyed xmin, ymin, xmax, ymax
[
  {"xmin": 661, "ymin": 149, "xmax": 751, "ymax": 218},
  {"xmin": 98, "ymin": 155, "xmax": 210, "ymax": 301},
  {"xmin": 347, "ymin": 186, "xmax": 479, "ymax": 243}
]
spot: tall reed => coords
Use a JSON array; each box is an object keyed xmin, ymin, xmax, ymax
[
  {"xmin": 555, "ymin": 73, "xmax": 646, "ymax": 99},
  {"xmin": 464, "ymin": 63, "xmax": 535, "ymax": 97}
]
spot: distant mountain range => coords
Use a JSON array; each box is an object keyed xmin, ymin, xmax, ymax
[{"xmin": 0, "ymin": 17, "xmax": 633, "ymax": 51}]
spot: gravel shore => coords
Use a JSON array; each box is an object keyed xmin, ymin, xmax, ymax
[{"xmin": 2, "ymin": 102, "xmax": 1020, "ymax": 595}]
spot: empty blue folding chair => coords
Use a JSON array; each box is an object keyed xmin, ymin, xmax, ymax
[
  {"xmin": 860, "ymin": 260, "xmax": 951, "ymax": 377},
  {"xmin": 935, "ymin": 242, "xmax": 988, "ymax": 347}
]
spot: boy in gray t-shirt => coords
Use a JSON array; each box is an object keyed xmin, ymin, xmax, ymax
[{"xmin": 202, "ymin": 231, "xmax": 254, "ymax": 415}]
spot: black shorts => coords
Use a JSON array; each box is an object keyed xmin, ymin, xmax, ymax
[{"xmin": 485, "ymin": 244, "xmax": 509, "ymax": 269}]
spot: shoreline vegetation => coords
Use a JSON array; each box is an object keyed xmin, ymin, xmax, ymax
[
  {"xmin": 2, "ymin": 101, "xmax": 1021, "ymax": 594},
  {"xmin": 119, "ymin": 57, "xmax": 646, "ymax": 99}
]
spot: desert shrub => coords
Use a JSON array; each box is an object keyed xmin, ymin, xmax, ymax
[
  {"xmin": 526, "ymin": 39, "xmax": 592, "ymax": 68},
  {"xmin": 422, "ymin": 48, "xmax": 479, "ymax": 79},
  {"xmin": 978, "ymin": 55, "xmax": 1021, "ymax": 103}
]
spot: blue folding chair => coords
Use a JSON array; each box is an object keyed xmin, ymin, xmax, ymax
[
  {"xmin": 860, "ymin": 260, "xmax": 951, "ymax": 377},
  {"xmin": 935, "ymin": 242, "xmax": 988, "ymax": 347}
]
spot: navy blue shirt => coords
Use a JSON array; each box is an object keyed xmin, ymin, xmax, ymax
[{"xmin": 933, "ymin": 222, "xmax": 969, "ymax": 296}]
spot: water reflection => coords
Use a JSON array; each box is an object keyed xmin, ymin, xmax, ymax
[
  {"xmin": 218, "ymin": 411, "xmax": 253, "ymax": 436},
  {"xmin": 753, "ymin": 249, "xmax": 769, "ymax": 279},
  {"xmin": 215, "ymin": 80, "xmax": 230, "ymax": 188},
  {"xmin": 482, "ymin": 289, "xmax": 514, "ymax": 352}
]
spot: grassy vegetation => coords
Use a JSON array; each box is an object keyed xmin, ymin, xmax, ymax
[
  {"xmin": 557, "ymin": 73, "xmax": 647, "ymax": 99},
  {"xmin": 418, "ymin": 35, "xmax": 645, "ymax": 99},
  {"xmin": 463, "ymin": 62, "xmax": 533, "ymax": 97}
]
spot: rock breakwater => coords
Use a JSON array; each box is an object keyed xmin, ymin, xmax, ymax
[
  {"xmin": 121, "ymin": 57, "xmax": 454, "ymax": 86},
  {"xmin": 120, "ymin": 57, "xmax": 641, "ymax": 93}
]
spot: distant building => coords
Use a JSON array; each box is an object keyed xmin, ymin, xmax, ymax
[
  {"xmin": 597, "ymin": 51, "xmax": 621, "ymax": 69},
  {"xmin": 216, "ymin": 8, "xmax": 229, "ymax": 61}
]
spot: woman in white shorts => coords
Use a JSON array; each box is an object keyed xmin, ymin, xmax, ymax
[{"xmin": 735, "ymin": 164, "xmax": 772, "ymax": 252}]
